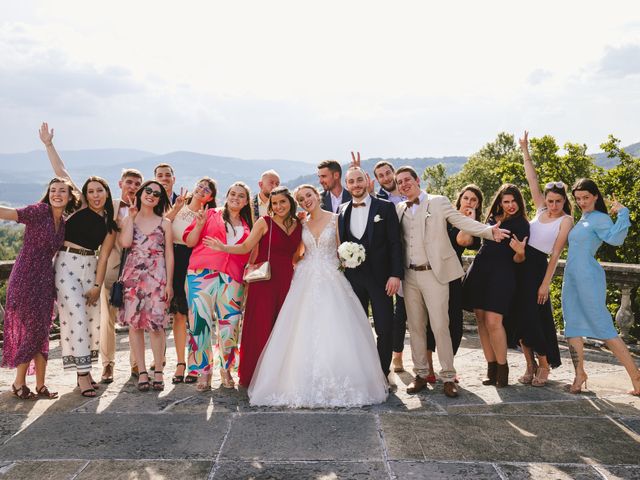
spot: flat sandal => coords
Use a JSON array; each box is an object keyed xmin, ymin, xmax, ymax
[
  {"xmin": 36, "ymin": 385, "xmax": 59, "ymax": 399},
  {"xmin": 12, "ymin": 384, "xmax": 36, "ymax": 401},
  {"xmin": 137, "ymin": 371, "xmax": 150, "ymax": 392}
]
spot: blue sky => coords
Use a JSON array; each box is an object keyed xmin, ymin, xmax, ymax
[{"xmin": 2, "ymin": 0, "xmax": 639, "ymax": 162}]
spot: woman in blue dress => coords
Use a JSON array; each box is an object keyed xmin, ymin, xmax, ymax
[{"xmin": 562, "ymin": 178, "xmax": 640, "ymax": 395}]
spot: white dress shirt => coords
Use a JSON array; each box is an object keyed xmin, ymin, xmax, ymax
[
  {"xmin": 410, "ymin": 192, "xmax": 427, "ymax": 216},
  {"xmin": 349, "ymin": 195, "xmax": 371, "ymax": 240},
  {"xmin": 330, "ymin": 190, "xmax": 344, "ymax": 213}
]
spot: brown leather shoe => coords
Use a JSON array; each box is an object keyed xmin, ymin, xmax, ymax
[
  {"xmin": 443, "ymin": 381, "xmax": 459, "ymax": 398},
  {"xmin": 407, "ymin": 375, "xmax": 428, "ymax": 394},
  {"xmin": 392, "ymin": 354, "xmax": 405, "ymax": 373}
]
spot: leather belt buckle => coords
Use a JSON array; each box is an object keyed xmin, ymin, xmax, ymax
[
  {"xmin": 60, "ymin": 246, "xmax": 96, "ymax": 256},
  {"xmin": 409, "ymin": 263, "xmax": 431, "ymax": 271}
]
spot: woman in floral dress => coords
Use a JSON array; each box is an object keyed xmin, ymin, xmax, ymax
[
  {"xmin": 1, "ymin": 178, "xmax": 78, "ymax": 399},
  {"xmin": 118, "ymin": 180, "xmax": 174, "ymax": 392}
]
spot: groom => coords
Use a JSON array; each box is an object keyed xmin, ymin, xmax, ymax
[{"xmin": 338, "ymin": 166, "xmax": 403, "ymax": 378}]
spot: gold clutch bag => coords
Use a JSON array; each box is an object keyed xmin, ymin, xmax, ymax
[{"xmin": 243, "ymin": 261, "xmax": 271, "ymax": 283}]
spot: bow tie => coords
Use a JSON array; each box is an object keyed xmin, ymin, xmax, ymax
[
  {"xmin": 406, "ymin": 198, "xmax": 421, "ymax": 208},
  {"xmin": 352, "ymin": 202, "xmax": 366, "ymax": 208},
  {"xmin": 119, "ymin": 200, "xmax": 130, "ymax": 209}
]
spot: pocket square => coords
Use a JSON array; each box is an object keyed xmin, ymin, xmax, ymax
[{"xmin": 374, "ymin": 214, "xmax": 383, "ymax": 223}]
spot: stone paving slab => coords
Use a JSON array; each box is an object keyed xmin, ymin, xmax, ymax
[
  {"xmin": 78, "ymin": 460, "xmax": 212, "ymax": 479},
  {"xmin": 0, "ymin": 413, "xmax": 231, "ymax": 460},
  {"xmin": 0, "ymin": 415, "xmax": 31, "ymax": 446},
  {"xmin": 380, "ymin": 413, "xmax": 640, "ymax": 464},
  {"xmin": 212, "ymin": 460, "xmax": 388, "ymax": 479},
  {"xmin": 596, "ymin": 465, "xmax": 640, "ymax": 479},
  {"xmin": 389, "ymin": 460, "xmax": 500, "ymax": 479},
  {"xmin": 220, "ymin": 413, "xmax": 382, "ymax": 461},
  {"xmin": 497, "ymin": 463, "xmax": 603, "ymax": 479},
  {"xmin": 0, "ymin": 460, "xmax": 86, "ymax": 480}
]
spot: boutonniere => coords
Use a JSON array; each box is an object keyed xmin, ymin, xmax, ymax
[
  {"xmin": 374, "ymin": 214, "xmax": 383, "ymax": 223},
  {"xmin": 425, "ymin": 211, "xmax": 432, "ymax": 218}
]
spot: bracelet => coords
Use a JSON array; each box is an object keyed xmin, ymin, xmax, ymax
[{"xmin": 94, "ymin": 283, "xmax": 100, "ymax": 288}]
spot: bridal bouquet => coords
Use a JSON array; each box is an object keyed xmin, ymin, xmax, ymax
[{"xmin": 337, "ymin": 242, "xmax": 366, "ymax": 271}]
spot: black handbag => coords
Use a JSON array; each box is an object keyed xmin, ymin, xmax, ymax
[{"xmin": 109, "ymin": 248, "xmax": 129, "ymax": 307}]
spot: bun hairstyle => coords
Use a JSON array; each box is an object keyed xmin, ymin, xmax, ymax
[
  {"xmin": 571, "ymin": 178, "xmax": 607, "ymax": 213},
  {"xmin": 486, "ymin": 183, "xmax": 527, "ymax": 223}
]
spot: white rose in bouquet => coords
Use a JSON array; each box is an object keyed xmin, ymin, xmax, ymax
[{"xmin": 337, "ymin": 242, "xmax": 366, "ymax": 271}]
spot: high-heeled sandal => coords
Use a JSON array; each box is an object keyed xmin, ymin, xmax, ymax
[
  {"xmin": 220, "ymin": 368, "xmax": 235, "ymax": 389},
  {"xmin": 77, "ymin": 373, "xmax": 96, "ymax": 397},
  {"xmin": 567, "ymin": 373, "xmax": 588, "ymax": 394},
  {"xmin": 36, "ymin": 385, "xmax": 59, "ymax": 399},
  {"xmin": 172, "ymin": 363, "xmax": 186, "ymax": 384},
  {"xmin": 12, "ymin": 384, "xmax": 37, "ymax": 400},
  {"xmin": 628, "ymin": 371, "xmax": 640, "ymax": 396},
  {"xmin": 184, "ymin": 372, "xmax": 198, "ymax": 384},
  {"xmin": 518, "ymin": 363, "xmax": 538, "ymax": 385},
  {"xmin": 153, "ymin": 371, "xmax": 165, "ymax": 391},
  {"xmin": 101, "ymin": 364, "xmax": 114, "ymax": 384},
  {"xmin": 196, "ymin": 373, "xmax": 211, "ymax": 392},
  {"xmin": 137, "ymin": 371, "xmax": 150, "ymax": 392},
  {"xmin": 531, "ymin": 367, "xmax": 550, "ymax": 387}
]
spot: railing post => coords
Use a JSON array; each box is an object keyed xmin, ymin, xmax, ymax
[{"xmin": 615, "ymin": 284, "xmax": 634, "ymax": 340}]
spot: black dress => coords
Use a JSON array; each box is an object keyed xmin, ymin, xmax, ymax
[
  {"xmin": 462, "ymin": 215, "xmax": 530, "ymax": 346},
  {"xmin": 427, "ymin": 224, "xmax": 481, "ymax": 355}
]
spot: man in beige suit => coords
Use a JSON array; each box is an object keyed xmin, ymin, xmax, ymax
[{"xmin": 395, "ymin": 167, "xmax": 509, "ymax": 397}]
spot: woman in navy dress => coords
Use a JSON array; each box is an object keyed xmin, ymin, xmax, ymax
[
  {"xmin": 463, "ymin": 184, "xmax": 529, "ymax": 387},
  {"xmin": 562, "ymin": 178, "xmax": 640, "ymax": 395}
]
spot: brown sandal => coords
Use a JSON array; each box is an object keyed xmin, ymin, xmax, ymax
[
  {"xmin": 12, "ymin": 384, "xmax": 37, "ymax": 400},
  {"xmin": 36, "ymin": 385, "xmax": 59, "ymax": 399}
]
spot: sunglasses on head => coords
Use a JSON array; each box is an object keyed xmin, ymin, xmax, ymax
[
  {"xmin": 545, "ymin": 181, "xmax": 565, "ymax": 190},
  {"xmin": 143, "ymin": 186, "xmax": 162, "ymax": 198}
]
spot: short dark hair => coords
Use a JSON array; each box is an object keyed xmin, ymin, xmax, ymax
[
  {"xmin": 373, "ymin": 161, "xmax": 395, "ymax": 176},
  {"xmin": 154, "ymin": 163, "xmax": 174, "ymax": 176},
  {"xmin": 317, "ymin": 160, "xmax": 342, "ymax": 177},
  {"xmin": 571, "ymin": 178, "xmax": 607, "ymax": 214},
  {"xmin": 395, "ymin": 166, "xmax": 419, "ymax": 181}
]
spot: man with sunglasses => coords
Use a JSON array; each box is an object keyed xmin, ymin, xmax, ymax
[{"xmin": 100, "ymin": 168, "xmax": 143, "ymax": 383}]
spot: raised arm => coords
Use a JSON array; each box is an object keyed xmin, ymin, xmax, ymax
[
  {"xmin": 519, "ymin": 131, "xmax": 545, "ymax": 210},
  {"xmin": 203, "ymin": 217, "xmax": 268, "ymax": 255},
  {"xmin": 0, "ymin": 206, "xmax": 18, "ymax": 222},
  {"xmin": 39, "ymin": 123, "xmax": 80, "ymax": 193}
]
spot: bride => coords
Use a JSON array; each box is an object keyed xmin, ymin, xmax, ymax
[{"xmin": 248, "ymin": 184, "xmax": 388, "ymax": 408}]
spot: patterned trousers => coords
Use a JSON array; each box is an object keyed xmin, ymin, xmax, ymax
[
  {"xmin": 186, "ymin": 269, "xmax": 245, "ymax": 375},
  {"xmin": 55, "ymin": 251, "xmax": 100, "ymax": 372}
]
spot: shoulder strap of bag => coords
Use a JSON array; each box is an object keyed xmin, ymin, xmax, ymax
[
  {"xmin": 267, "ymin": 217, "xmax": 273, "ymax": 261},
  {"xmin": 116, "ymin": 247, "xmax": 129, "ymax": 281}
]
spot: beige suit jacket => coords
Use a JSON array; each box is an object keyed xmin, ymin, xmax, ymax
[{"xmin": 397, "ymin": 193, "xmax": 494, "ymax": 284}]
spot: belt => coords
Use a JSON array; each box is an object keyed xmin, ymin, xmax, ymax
[
  {"xmin": 409, "ymin": 263, "xmax": 431, "ymax": 271},
  {"xmin": 60, "ymin": 246, "xmax": 96, "ymax": 256}
]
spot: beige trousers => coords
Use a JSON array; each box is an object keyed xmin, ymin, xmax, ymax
[{"xmin": 403, "ymin": 268, "xmax": 456, "ymax": 381}]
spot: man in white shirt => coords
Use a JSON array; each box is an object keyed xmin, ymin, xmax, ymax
[
  {"xmin": 154, "ymin": 163, "xmax": 178, "ymax": 205},
  {"xmin": 318, "ymin": 160, "xmax": 351, "ymax": 212},
  {"xmin": 252, "ymin": 170, "xmax": 280, "ymax": 219}
]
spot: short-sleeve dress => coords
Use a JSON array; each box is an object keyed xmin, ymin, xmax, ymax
[
  {"xmin": 1, "ymin": 203, "xmax": 65, "ymax": 368},
  {"xmin": 562, "ymin": 208, "xmax": 630, "ymax": 339}
]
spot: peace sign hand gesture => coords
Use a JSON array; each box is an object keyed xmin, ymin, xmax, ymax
[
  {"xmin": 174, "ymin": 187, "xmax": 188, "ymax": 210},
  {"xmin": 350, "ymin": 151, "xmax": 361, "ymax": 168},
  {"xmin": 195, "ymin": 205, "xmax": 209, "ymax": 228},
  {"xmin": 518, "ymin": 130, "xmax": 529, "ymax": 152}
]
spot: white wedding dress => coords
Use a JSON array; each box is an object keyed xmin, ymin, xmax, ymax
[{"xmin": 248, "ymin": 215, "xmax": 388, "ymax": 408}]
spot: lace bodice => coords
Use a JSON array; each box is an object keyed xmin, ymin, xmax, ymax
[{"xmin": 300, "ymin": 214, "xmax": 340, "ymax": 268}]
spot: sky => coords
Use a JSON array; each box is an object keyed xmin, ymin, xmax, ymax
[{"xmin": 1, "ymin": 1, "xmax": 639, "ymax": 162}]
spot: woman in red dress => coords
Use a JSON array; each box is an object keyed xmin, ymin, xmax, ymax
[{"xmin": 205, "ymin": 186, "xmax": 302, "ymax": 387}]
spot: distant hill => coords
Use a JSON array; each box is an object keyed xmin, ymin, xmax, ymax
[{"xmin": 592, "ymin": 142, "xmax": 640, "ymax": 169}]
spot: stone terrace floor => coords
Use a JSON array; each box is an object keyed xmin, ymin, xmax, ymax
[{"xmin": 0, "ymin": 330, "xmax": 639, "ymax": 480}]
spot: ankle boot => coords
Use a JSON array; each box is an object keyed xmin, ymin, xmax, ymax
[
  {"xmin": 482, "ymin": 361, "xmax": 498, "ymax": 385},
  {"xmin": 496, "ymin": 363, "xmax": 509, "ymax": 388}
]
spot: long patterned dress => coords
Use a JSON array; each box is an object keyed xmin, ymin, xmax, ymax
[
  {"xmin": 238, "ymin": 217, "xmax": 302, "ymax": 387},
  {"xmin": 118, "ymin": 221, "xmax": 169, "ymax": 331},
  {"xmin": 562, "ymin": 208, "xmax": 630, "ymax": 339},
  {"xmin": 1, "ymin": 203, "xmax": 65, "ymax": 368}
]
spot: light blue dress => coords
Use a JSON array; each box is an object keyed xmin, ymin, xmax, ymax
[{"xmin": 562, "ymin": 208, "xmax": 630, "ymax": 339}]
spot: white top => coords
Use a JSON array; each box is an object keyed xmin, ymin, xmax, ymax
[
  {"xmin": 528, "ymin": 208, "xmax": 565, "ymax": 254},
  {"xmin": 330, "ymin": 190, "xmax": 343, "ymax": 213},
  {"xmin": 226, "ymin": 225, "xmax": 244, "ymax": 245},
  {"xmin": 171, "ymin": 205, "xmax": 197, "ymax": 246},
  {"xmin": 410, "ymin": 191, "xmax": 427, "ymax": 215},
  {"xmin": 349, "ymin": 195, "xmax": 371, "ymax": 240}
]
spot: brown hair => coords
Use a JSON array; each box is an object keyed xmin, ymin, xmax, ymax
[
  {"xmin": 40, "ymin": 177, "xmax": 80, "ymax": 215},
  {"xmin": 135, "ymin": 180, "xmax": 170, "ymax": 216},
  {"xmin": 486, "ymin": 184, "xmax": 527, "ymax": 223},
  {"xmin": 373, "ymin": 160, "xmax": 395, "ymax": 176},
  {"xmin": 187, "ymin": 177, "xmax": 218, "ymax": 210},
  {"xmin": 223, "ymin": 181, "xmax": 254, "ymax": 233},
  {"xmin": 455, "ymin": 184, "xmax": 484, "ymax": 221},
  {"xmin": 120, "ymin": 168, "xmax": 143, "ymax": 180},
  {"xmin": 317, "ymin": 160, "xmax": 342, "ymax": 177},
  {"xmin": 395, "ymin": 166, "xmax": 419, "ymax": 181},
  {"xmin": 153, "ymin": 163, "xmax": 174, "ymax": 176},
  {"xmin": 82, "ymin": 176, "xmax": 119, "ymax": 233},
  {"xmin": 571, "ymin": 178, "xmax": 607, "ymax": 214},
  {"xmin": 268, "ymin": 186, "xmax": 299, "ymax": 231}
]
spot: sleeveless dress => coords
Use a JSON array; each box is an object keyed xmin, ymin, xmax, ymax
[
  {"xmin": 2, "ymin": 203, "xmax": 65, "ymax": 368},
  {"xmin": 562, "ymin": 208, "xmax": 630, "ymax": 339},
  {"xmin": 248, "ymin": 215, "xmax": 388, "ymax": 408},
  {"xmin": 118, "ymin": 221, "xmax": 169, "ymax": 331},
  {"xmin": 239, "ymin": 217, "xmax": 302, "ymax": 387}
]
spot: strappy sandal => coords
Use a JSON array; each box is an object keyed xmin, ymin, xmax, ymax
[
  {"xmin": 184, "ymin": 372, "xmax": 198, "ymax": 384},
  {"xmin": 36, "ymin": 385, "xmax": 59, "ymax": 399},
  {"xmin": 220, "ymin": 368, "xmax": 235, "ymax": 389},
  {"xmin": 196, "ymin": 373, "xmax": 211, "ymax": 392},
  {"xmin": 77, "ymin": 373, "xmax": 97, "ymax": 397},
  {"xmin": 101, "ymin": 364, "xmax": 114, "ymax": 384},
  {"xmin": 153, "ymin": 371, "xmax": 165, "ymax": 391},
  {"xmin": 137, "ymin": 371, "xmax": 150, "ymax": 392},
  {"xmin": 11, "ymin": 384, "xmax": 37, "ymax": 400},
  {"xmin": 172, "ymin": 363, "xmax": 186, "ymax": 384},
  {"xmin": 531, "ymin": 367, "xmax": 550, "ymax": 387}
]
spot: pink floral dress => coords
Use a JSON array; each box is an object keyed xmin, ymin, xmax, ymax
[{"xmin": 118, "ymin": 221, "xmax": 168, "ymax": 331}]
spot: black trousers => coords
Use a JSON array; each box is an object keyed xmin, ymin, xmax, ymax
[
  {"xmin": 391, "ymin": 295, "xmax": 407, "ymax": 352},
  {"xmin": 349, "ymin": 275, "xmax": 394, "ymax": 377}
]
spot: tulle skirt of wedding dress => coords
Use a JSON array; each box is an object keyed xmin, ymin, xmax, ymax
[{"xmin": 248, "ymin": 258, "xmax": 388, "ymax": 408}]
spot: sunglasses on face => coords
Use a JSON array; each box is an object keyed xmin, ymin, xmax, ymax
[
  {"xmin": 143, "ymin": 187, "xmax": 162, "ymax": 198},
  {"xmin": 545, "ymin": 181, "xmax": 565, "ymax": 189},
  {"xmin": 197, "ymin": 183, "xmax": 212, "ymax": 195}
]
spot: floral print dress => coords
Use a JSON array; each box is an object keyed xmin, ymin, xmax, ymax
[{"xmin": 118, "ymin": 220, "xmax": 168, "ymax": 331}]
